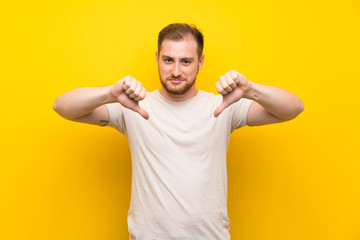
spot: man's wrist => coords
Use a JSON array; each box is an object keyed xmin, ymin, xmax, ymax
[
  {"xmin": 104, "ymin": 85, "xmax": 117, "ymax": 103},
  {"xmin": 243, "ymin": 81, "xmax": 258, "ymax": 101}
]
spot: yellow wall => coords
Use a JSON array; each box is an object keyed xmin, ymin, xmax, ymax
[{"xmin": 1, "ymin": 0, "xmax": 359, "ymax": 239}]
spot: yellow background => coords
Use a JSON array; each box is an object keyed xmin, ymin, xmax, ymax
[{"xmin": 1, "ymin": 0, "xmax": 359, "ymax": 239}]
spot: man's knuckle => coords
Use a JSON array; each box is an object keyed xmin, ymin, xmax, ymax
[
  {"xmin": 221, "ymin": 90, "xmax": 228, "ymax": 95},
  {"xmin": 215, "ymin": 84, "xmax": 221, "ymax": 93},
  {"xmin": 220, "ymin": 80, "xmax": 228, "ymax": 89}
]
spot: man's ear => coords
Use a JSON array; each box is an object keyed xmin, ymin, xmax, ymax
[
  {"xmin": 198, "ymin": 54, "xmax": 205, "ymax": 71},
  {"xmin": 156, "ymin": 51, "xmax": 159, "ymax": 67}
]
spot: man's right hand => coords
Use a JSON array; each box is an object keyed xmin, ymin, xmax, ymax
[{"xmin": 109, "ymin": 76, "xmax": 149, "ymax": 120}]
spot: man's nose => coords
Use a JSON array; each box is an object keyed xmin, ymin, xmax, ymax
[{"xmin": 171, "ymin": 63, "xmax": 181, "ymax": 77}]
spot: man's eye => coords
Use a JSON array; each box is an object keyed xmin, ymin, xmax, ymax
[
  {"xmin": 183, "ymin": 60, "xmax": 191, "ymax": 65},
  {"xmin": 164, "ymin": 58, "xmax": 173, "ymax": 63}
]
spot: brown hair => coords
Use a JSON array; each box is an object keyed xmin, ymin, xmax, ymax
[{"xmin": 158, "ymin": 23, "xmax": 204, "ymax": 59}]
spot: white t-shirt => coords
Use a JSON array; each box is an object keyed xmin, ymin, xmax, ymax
[{"xmin": 106, "ymin": 90, "xmax": 252, "ymax": 240}]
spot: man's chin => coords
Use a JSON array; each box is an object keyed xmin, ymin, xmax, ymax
[
  {"xmin": 164, "ymin": 87, "xmax": 187, "ymax": 95},
  {"xmin": 162, "ymin": 83, "xmax": 187, "ymax": 95}
]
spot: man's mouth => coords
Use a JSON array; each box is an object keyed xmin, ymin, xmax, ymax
[{"xmin": 168, "ymin": 78, "xmax": 185, "ymax": 84}]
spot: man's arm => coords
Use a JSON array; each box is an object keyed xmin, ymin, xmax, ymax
[
  {"xmin": 53, "ymin": 76, "xmax": 149, "ymax": 126},
  {"xmin": 214, "ymin": 70, "xmax": 304, "ymax": 126}
]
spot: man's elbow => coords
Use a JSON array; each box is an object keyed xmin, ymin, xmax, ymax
[
  {"xmin": 53, "ymin": 97, "xmax": 67, "ymax": 117},
  {"xmin": 53, "ymin": 97, "xmax": 61, "ymax": 115},
  {"xmin": 285, "ymin": 99, "xmax": 304, "ymax": 120},
  {"xmin": 53, "ymin": 97, "xmax": 72, "ymax": 120},
  {"xmin": 298, "ymin": 100, "xmax": 305, "ymax": 115},
  {"xmin": 53, "ymin": 98, "xmax": 59, "ymax": 113}
]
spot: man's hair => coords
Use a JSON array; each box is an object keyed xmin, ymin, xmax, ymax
[{"xmin": 158, "ymin": 23, "xmax": 204, "ymax": 59}]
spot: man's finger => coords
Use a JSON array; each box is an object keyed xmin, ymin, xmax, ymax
[
  {"xmin": 135, "ymin": 106, "xmax": 149, "ymax": 120},
  {"xmin": 216, "ymin": 81, "xmax": 229, "ymax": 95},
  {"xmin": 214, "ymin": 101, "xmax": 230, "ymax": 118},
  {"xmin": 219, "ymin": 76, "xmax": 232, "ymax": 93},
  {"xmin": 225, "ymin": 72, "xmax": 237, "ymax": 89},
  {"xmin": 122, "ymin": 77, "xmax": 131, "ymax": 91},
  {"xmin": 126, "ymin": 78, "xmax": 137, "ymax": 95},
  {"xmin": 134, "ymin": 88, "xmax": 146, "ymax": 101},
  {"xmin": 230, "ymin": 70, "xmax": 239, "ymax": 84}
]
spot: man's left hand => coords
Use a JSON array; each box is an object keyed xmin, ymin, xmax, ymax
[{"xmin": 214, "ymin": 70, "xmax": 252, "ymax": 117}]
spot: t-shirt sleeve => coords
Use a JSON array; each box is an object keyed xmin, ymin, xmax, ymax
[
  {"xmin": 229, "ymin": 98, "xmax": 253, "ymax": 132},
  {"xmin": 105, "ymin": 103, "xmax": 126, "ymax": 134}
]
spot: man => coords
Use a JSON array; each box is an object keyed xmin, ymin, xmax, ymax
[{"xmin": 53, "ymin": 23, "xmax": 304, "ymax": 240}]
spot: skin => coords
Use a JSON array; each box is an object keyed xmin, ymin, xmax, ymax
[
  {"xmin": 214, "ymin": 70, "xmax": 305, "ymax": 125},
  {"xmin": 53, "ymin": 35, "xmax": 304, "ymax": 126},
  {"xmin": 156, "ymin": 35, "xmax": 204, "ymax": 102}
]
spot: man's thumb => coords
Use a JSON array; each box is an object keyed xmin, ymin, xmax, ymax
[
  {"xmin": 214, "ymin": 101, "xmax": 229, "ymax": 118},
  {"xmin": 136, "ymin": 106, "xmax": 149, "ymax": 120}
]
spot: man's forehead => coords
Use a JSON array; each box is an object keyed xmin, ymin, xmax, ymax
[{"xmin": 159, "ymin": 36, "xmax": 198, "ymax": 58}]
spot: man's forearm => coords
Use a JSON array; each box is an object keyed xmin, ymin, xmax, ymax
[
  {"xmin": 246, "ymin": 82, "xmax": 304, "ymax": 120},
  {"xmin": 53, "ymin": 86, "xmax": 114, "ymax": 120}
]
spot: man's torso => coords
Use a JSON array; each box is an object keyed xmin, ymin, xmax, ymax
[{"xmin": 106, "ymin": 90, "xmax": 252, "ymax": 240}]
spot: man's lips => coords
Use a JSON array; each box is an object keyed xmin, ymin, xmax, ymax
[{"xmin": 168, "ymin": 78, "xmax": 185, "ymax": 84}]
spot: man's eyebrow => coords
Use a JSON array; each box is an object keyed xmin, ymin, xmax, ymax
[
  {"xmin": 181, "ymin": 57, "xmax": 194, "ymax": 61},
  {"xmin": 161, "ymin": 55, "xmax": 194, "ymax": 61}
]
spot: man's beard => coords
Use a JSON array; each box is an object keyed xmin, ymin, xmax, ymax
[{"xmin": 160, "ymin": 77, "xmax": 196, "ymax": 95}]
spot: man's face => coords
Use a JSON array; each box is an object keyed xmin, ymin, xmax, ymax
[{"xmin": 156, "ymin": 35, "xmax": 204, "ymax": 97}]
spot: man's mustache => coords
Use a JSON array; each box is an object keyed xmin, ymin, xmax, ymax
[{"xmin": 168, "ymin": 76, "xmax": 185, "ymax": 80}]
